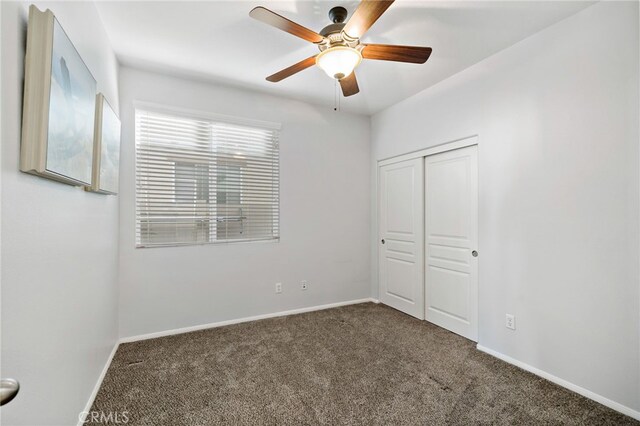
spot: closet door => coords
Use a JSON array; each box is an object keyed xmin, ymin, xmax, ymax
[
  {"xmin": 378, "ymin": 158, "xmax": 424, "ymax": 319},
  {"xmin": 425, "ymin": 145, "xmax": 478, "ymax": 341}
]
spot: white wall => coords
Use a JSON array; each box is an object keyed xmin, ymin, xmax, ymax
[
  {"xmin": 371, "ymin": 1, "xmax": 639, "ymax": 414},
  {"xmin": 1, "ymin": 2, "xmax": 120, "ymax": 425},
  {"xmin": 118, "ymin": 67, "xmax": 371, "ymax": 339}
]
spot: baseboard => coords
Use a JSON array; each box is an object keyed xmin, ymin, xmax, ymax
[
  {"xmin": 77, "ymin": 342, "xmax": 120, "ymax": 426},
  {"xmin": 120, "ymin": 298, "xmax": 378, "ymax": 344},
  {"xmin": 476, "ymin": 344, "xmax": 640, "ymax": 421}
]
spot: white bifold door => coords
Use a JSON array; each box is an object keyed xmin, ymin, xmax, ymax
[
  {"xmin": 424, "ymin": 145, "xmax": 478, "ymax": 341},
  {"xmin": 378, "ymin": 158, "xmax": 424, "ymax": 319}
]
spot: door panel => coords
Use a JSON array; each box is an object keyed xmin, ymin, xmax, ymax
[
  {"xmin": 386, "ymin": 166, "xmax": 415, "ymax": 234},
  {"xmin": 425, "ymin": 145, "xmax": 478, "ymax": 340},
  {"xmin": 386, "ymin": 258, "xmax": 416, "ymax": 302},
  {"xmin": 379, "ymin": 159, "xmax": 424, "ymax": 319},
  {"xmin": 428, "ymin": 266, "xmax": 470, "ymax": 320}
]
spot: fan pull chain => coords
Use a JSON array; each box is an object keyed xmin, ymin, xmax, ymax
[{"xmin": 334, "ymin": 79, "xmax": 338, "ymax": 111}]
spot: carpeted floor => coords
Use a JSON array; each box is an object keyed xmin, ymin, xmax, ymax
[{"xmin": 87, "ymin": 303, "xmax": 637, "ymax": 425}]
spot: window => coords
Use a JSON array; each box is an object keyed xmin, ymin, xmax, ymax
[{"xmin": 135, "ymin": 108, "xmax": 280, "ymax": 247}]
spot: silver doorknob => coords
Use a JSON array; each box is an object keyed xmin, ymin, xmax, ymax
[
  {"xmin": 472, "ymin": 250, "xmax": 478, "ymax": 257},
  {"xmin": 381, "ymin": 239, "xmax": 385, "ymax": 244},
  {"xmin": 0, "ymin": 378, "xmax": 19, "ymax": 406}
]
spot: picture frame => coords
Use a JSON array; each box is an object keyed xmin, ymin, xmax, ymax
[
  {"xmin": 86, "ymin": 94, "xmax": 120, "ymax": 195},
  {"xmin": 20, "ymin": 5, "xmax": 97, "ymax": 186}
]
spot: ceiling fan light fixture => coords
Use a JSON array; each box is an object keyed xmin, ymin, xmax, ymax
[{"xmin": 316, "ymin": 46, "xmax": 362, "ymax": 80}]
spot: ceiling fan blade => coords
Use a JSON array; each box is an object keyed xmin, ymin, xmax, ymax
[
  {"xmin": 249, "ymin": 6, "xmax": 325, "ymax": 44},
  {"xmin": 266, "ymin": 55, "xmax": 318, "ymax": 82},
  {"xmin": 343, "ymin": 0, "xmax": 395, "ymax": 39},
  {"xmin": 362, "ymin": 44, "xmax": 432, "ymax": 64},
  {"xmin": 340, "ymin": 72, "xmax": 360, "ymax": 97}
]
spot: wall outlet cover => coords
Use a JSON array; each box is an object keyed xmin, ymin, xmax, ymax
[{"xmin": 506, "ymin": 314, "xmax": 516, "ymax": 330}]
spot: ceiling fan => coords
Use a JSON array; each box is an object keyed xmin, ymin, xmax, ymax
[{"xmin": 249, "ymin": 0, "xmax": 432, "ymax": 97}]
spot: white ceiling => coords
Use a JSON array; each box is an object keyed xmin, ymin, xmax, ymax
[{"xmin": 95, "ymin": 0, "xmax": 594, "ymax": 115}]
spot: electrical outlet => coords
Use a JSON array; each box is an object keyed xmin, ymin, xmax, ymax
[
  {"xmin": 275, "ymin": 282, "xmax": 282, "ymax": 294},
  {"xmin": 301, "ymin": 280, "xmax": 308, "ymax": 290},
  {"xmin": 506, "ymin": 314, "xmax": 516, "ymax": 330}
]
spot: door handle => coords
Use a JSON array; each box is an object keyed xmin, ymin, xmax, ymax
[
  {"xmin": 0, "ymin": 378, "xmax": 19, "ymax": 406},
  {"xmin": 472, "ymin": 250, "xmax": 478, "ymax": 257},
  {"xmin": 381, "ymin": 239, "xmax": 385, "ymax": 244}
]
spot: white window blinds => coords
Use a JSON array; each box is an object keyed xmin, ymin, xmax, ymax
[{"xmin": 135, "ymin": 108, "xmax": 280, "ymax": 247}]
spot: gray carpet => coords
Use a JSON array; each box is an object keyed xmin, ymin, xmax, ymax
[{"xmin": 87, "ymin": 303, "xmax": 637, "ymax": 425}]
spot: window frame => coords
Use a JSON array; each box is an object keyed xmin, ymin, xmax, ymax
[{"xmin": 133, "ymin": 101, "xmax": 281, "ymax": 249}]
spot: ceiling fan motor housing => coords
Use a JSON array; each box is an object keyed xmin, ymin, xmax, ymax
[
  {"xmin": 320, "ymin": 23, "xmax": 345, "ymax": 38},
  {"xmin": 319, "ymin": 8, "xmax": 360, "ymax": 52}
]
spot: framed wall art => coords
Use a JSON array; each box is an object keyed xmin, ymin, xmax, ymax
[
  {"xmin": 87, "ymin": 94, "xmax": 120, "ymax": 194},
  {"xmin": 20, "ymin": 5, "xmax": 97, "ymax": 186}
]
